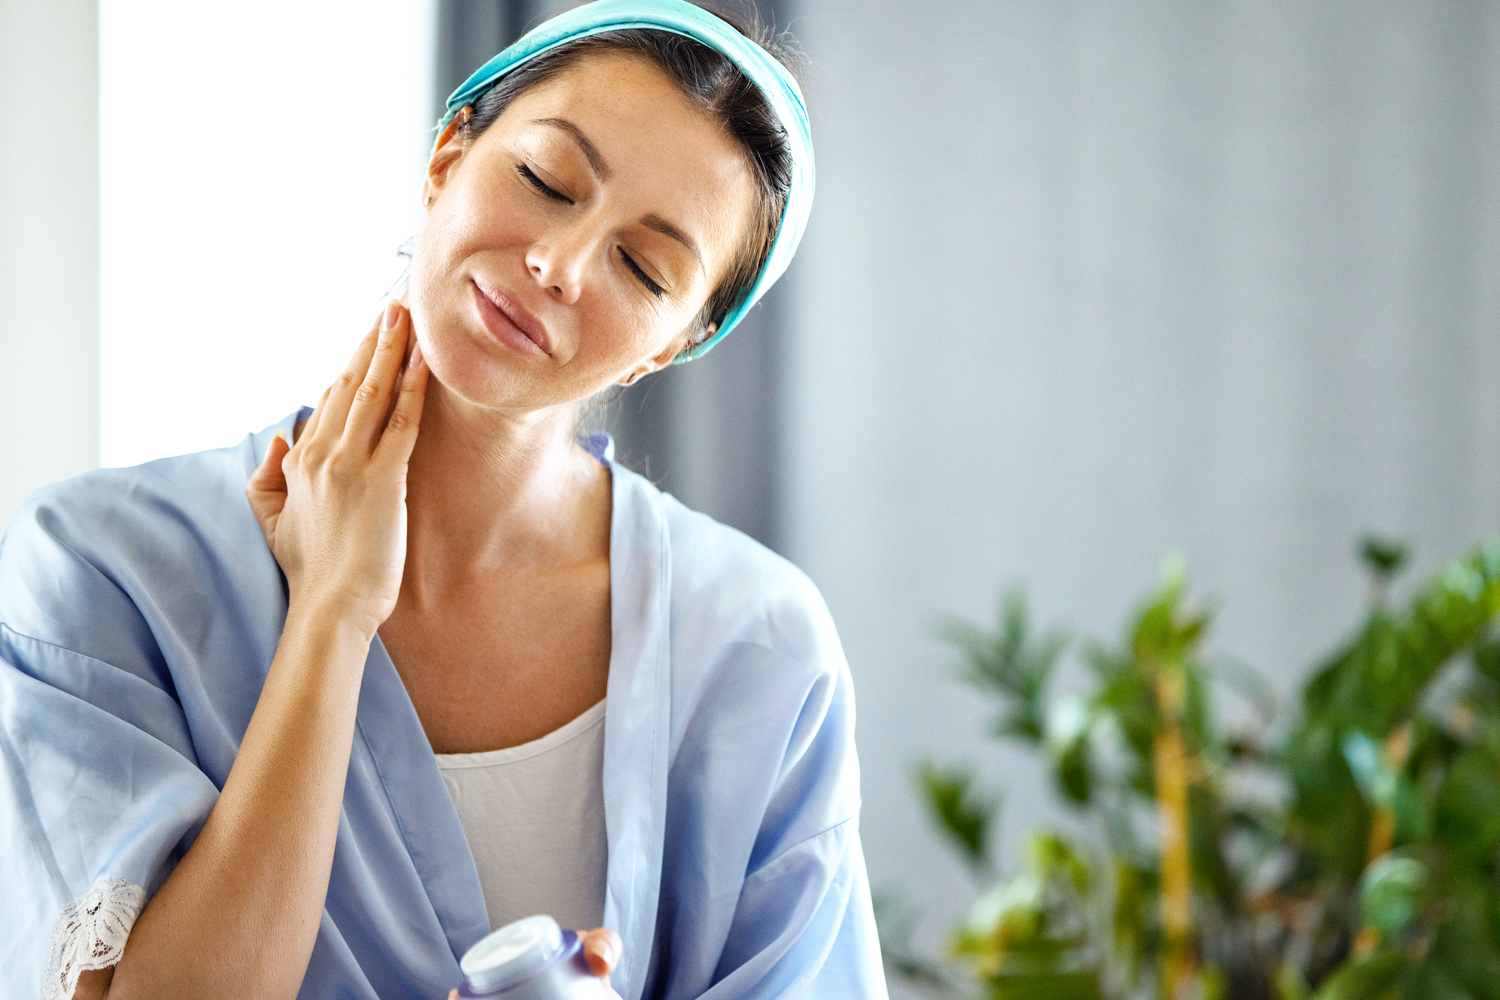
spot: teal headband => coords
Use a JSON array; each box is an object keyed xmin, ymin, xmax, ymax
[{"xmin": 437, "ymin": 0, "xmax": 814, "ymax": 363}]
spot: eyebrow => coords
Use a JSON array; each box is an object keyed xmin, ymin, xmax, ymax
[
  {"xmin": 532, "ymin": 117, "xmax": 705, "ymax": 275},
  {"xmin": 532, "ymin": 117, "xmax": 609, "ymax": 179},
  {"xmin": 642, "ymin": 214, "xmax": 705, "ymax": 274}
]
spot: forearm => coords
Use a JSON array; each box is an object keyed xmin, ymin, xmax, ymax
[
  {"xmin": 76, "ymin": 303, "xmax": 428, "ymax": 1000},
  {"xmin": 99, "ymin": 602, "xmax": 372, "ymax": 1000}
]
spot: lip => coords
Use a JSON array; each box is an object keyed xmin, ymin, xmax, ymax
[{"xmin": 470, "ymin": 276, "xmax": 553, "ymax": 356}]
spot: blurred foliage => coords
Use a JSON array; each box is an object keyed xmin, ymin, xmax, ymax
[{"xmin": 884, "ymin": 535, "xmax": 1500, "ymax": 1000}]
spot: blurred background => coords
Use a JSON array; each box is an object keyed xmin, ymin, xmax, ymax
[{"xmin": 3, "ymin": 0, "xmax": 1497, "ymax": 989}]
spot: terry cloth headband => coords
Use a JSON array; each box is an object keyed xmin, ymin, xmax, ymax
[{"xmin": 437, "ymin": 0, "xmax": 814, "ymax": 363}]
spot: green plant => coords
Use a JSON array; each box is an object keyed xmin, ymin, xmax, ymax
[{"xmin": 887, "ymin": 536, "xmax": 1500, "ymax": 1000}]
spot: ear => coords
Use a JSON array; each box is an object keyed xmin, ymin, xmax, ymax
[
  {"xmin": 422, "ymin": 106, "xmax": 472, "ymax": 208},
  {"xmin": 618, "ymin": 323, "xmax": 716, "ymax": 385}
]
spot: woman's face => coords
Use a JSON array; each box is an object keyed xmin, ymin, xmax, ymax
[{"xmin": 407, "ymin": 53, "xmax": 757, "ymax": 413}]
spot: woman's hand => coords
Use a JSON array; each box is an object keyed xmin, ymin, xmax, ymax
[
  {"xmin": 443, "ymin": 928, "xmax": 623, "ymax": 999},
  {"xmin": 246, "ymin": 301, "xmax": 429, "ymax": 640},
  {"xmin": 578, "ymin": 927, "xmax": 623, "ymax": 993}
]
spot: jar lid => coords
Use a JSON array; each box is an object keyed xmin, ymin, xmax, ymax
[{"xmin": 460, "ymin": 914, "xmax": 565, "ymax": 993}]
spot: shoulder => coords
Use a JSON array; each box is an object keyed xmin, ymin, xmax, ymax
[
  {"xmin": 8, "ymin": 447, "xmax": 241, "ymax": 541},
  {"xmin": 0, "ymin": 414, "xmax": 295, "ymax": 661},
  {"xmin": 658, "ymin": 475, "xmax": 838, "ymax": 666},
  {"xmin": 611, "ymin": 462, "xmax": 848, "ymax": 713},
  {"xmin": 3, "ymin": 433, "xmax": 263, "ymax": 579}
]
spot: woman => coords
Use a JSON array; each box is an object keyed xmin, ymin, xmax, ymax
[{"xmin": 0, "ymin": 2, "xmax": 884, "ymax": 998}]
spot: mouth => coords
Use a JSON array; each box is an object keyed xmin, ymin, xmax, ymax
[{"xmin": 470, "ymin": 276, "xmax": 553, "ymax": 356}]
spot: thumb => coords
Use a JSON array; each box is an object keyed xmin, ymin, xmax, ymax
[
  {"xmin": 245, "ymin": 430, "xmax": 291, "ymax": 537},
  {"xmin": 579, "ymin": 927, "xmax": 621, "ymax": 978}
]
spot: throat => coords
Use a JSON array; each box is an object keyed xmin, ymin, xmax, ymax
[
  {"xmin": 403, "ymin": 400, "xmax": 613, "ymax": 579},
  {"xmin": 382, "ymin": 379, "xmax": 614, "ymax": 753},
  {"xmin": 380, "ymin": 556, "xmax": 612, "ymax": 755}
]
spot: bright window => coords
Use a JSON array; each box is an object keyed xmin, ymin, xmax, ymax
[{"xmin": 101, "ymin": 1, "xmax": 436, "ymax": 466}]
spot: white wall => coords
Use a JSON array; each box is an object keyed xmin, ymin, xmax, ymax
[
  {"xmin": 0, "ymin": 0, "xmax": 100, "ymax": 530},
  {"xmin": 99, "ymin": 0, "xmax": 437, "ymax": 468},
  {"xmin": 783, "ymin": 0, "xmax": 1500, "ymax": 968}
]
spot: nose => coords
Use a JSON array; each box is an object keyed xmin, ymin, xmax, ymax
[{"xmin": 525, "ymin": 225, "xmax": 598, "ymax": 306}]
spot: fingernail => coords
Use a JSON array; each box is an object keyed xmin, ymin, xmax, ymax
[
  {"xmin": 381, "ymin": 300, "xmax": 401, "ymax": 331},
  {"xmin": 411, "ymin": 341, "xmax": 424, "ymax": 367}
]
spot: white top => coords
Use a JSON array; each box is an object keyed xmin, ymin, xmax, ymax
[{"xmin": 435, "ymin": 700, "xmax": 609, "ymax": 933}]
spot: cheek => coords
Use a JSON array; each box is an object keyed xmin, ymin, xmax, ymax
[
  {"xmin": 404, "ymin": 197, "xmax": 501, "ymax": 338},
  {"xmin": 570, "ymin": 300, "xmax": 688, "ymax": 380},
  {"xmin": 405, "ymin": 210, "xmax": 455, "ymax": 310},
  {"xmin": 412, "ymin": 196, "xmax": 493, "ymax": 287},
  {"xmin": 402, "ymin": 239, "xmax": 448, "ymax": 359},
  {"xmin": 403, "ymin": 222, "xmax": 493, "ymax": 401}
]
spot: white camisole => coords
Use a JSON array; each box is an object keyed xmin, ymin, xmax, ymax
[{"xmin": 434, "ymin": 699, "xmax": 609, "ymax": 933}]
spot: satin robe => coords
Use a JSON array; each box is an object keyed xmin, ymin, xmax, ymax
[{"xmin": 0, "ymin": 409, "xmax": 886, "ymax": 1000}]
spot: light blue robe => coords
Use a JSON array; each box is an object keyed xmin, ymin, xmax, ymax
[{"xmin": 0, "ymin": 409, "xmax": 886, "ymax": 1000}]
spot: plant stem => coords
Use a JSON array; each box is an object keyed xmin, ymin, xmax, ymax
[
  {"xmin": 1352, "ymin": 723, "xmax": 1414, "ymax": 960},
  {"xmin": 1363, "ymin": 723, "xmax": 1412, "ymax": 865},
  {"xmin": 1155, "ymin": 666, "xmax": 1195, "ymax": 999}
]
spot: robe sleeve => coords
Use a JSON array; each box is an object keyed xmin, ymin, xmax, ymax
[
  {"xmin": 0, "ymin": 481, "xmax": 223, "ymax": 1000},
  {"xmin": 662, "ymin": 556, "xmax": 889, "ymax": 1000},
  {"xmin": 705, "ymin": 817, "xmax": 886, "ymax": 998}
]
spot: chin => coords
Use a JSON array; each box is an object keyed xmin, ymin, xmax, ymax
[
  {"xmin": 421, "ymin": 321, "xmax": 520, "ymax": 409},
  {"xmin": 410, "ymin": 300, "xmax": 592, "ymax": 414}
]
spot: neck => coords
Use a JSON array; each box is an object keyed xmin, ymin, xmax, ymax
[{"xmin": 402, "ymin": 380, "xmax": 610, "ymax": 592}]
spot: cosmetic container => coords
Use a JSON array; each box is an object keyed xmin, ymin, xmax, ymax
[{"xmin": 457, "ymin": 915, "xmax": 609, "ymax": 999}]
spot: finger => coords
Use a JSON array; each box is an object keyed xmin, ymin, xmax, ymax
[
  {"xmin": 449, "ymin": 991, "xmax": 459, "ymax": 1000},
  {"xmin": 305, "ymin": 305, "xmax": 383, "ymax": 444},
  {"xmin": 374, "ymin": 340, "xmax": 429, "ymax": 464},
  {"xmin": 311, "ymin": 312, "xmax": 385, "ymax": 449},
  {"xmin": 248, "ymin": 430, "xmax": 290, "ymax": 490},
  {"xmin": 579, "ymin": 928, "xmax": 622, "ymax": 977},
  {"xmin": 245, "ymin": 430, "xmax": 291, "ymax": 535},
  {"xmin": 296, "ymin": 385, "xmax": 333, "ymax": 448},
  {"xmin": 344, "ymin": 301, "xmax": 410, "ymax": 455}
]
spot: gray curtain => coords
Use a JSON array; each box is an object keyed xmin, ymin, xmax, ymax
[{"xmin": 433, "ymin": 0, "xmax": 528, "ymax": 121}]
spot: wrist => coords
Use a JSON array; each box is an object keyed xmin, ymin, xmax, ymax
[{"xmin": 284, "ymin": 589, "xmax": 387, "ymax": 649}]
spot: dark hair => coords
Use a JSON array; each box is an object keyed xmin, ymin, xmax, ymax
[{"xmin": 452, "ymin": 3, "xmax": 800, "ymax": 355}]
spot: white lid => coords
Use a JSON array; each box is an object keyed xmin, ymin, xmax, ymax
[{"xmin": 460, "ymin": 914, "xmax": 565, "ymax": 993}]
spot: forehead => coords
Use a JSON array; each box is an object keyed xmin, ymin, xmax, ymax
[{"xmin": 486, "ymin": 52, "xmax": 758, "ymax": 276}]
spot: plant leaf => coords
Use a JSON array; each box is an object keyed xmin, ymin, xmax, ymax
[{"xmin": 917, "ymin": 760, "xmax": 998, "ymax": 873}]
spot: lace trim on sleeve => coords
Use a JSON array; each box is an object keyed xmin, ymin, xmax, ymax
[{"xmin": 43, "ymin": 878, "xmax": 146, "ymax": 1000}]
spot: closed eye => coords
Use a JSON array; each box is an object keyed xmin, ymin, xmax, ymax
[
  {"xmin": 619, "ymin": 248, "xmax": 665, "ymax": 298},
  {"xmin": 517, "ymin": 163, "xmax": 572, "ymax": 204}
]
